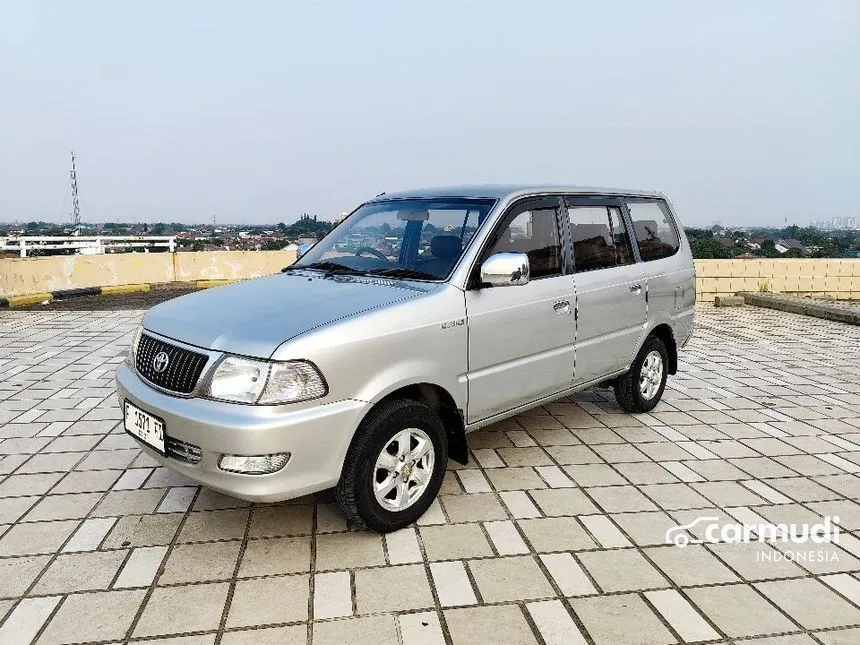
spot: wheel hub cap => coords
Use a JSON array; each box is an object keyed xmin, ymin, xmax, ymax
[
  {"xmin": 639, "ymin": 350, "xmax": 664, "ymax": 400},
  {"xmin": 373, "ymin": 427, "xmax": 435, "ymax": 512}
]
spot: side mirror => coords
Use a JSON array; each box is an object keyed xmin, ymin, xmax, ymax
[{"xmin": 480, "ymin": 252, "xmax": 530, "ymax": 287}]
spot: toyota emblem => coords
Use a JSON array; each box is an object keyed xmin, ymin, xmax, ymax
[{"xmin": 152, "ymin": 351, "xmax": 170, "ymax": 374}]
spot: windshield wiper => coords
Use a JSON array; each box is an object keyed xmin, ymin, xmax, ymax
[
  {"xmin": 366, "ymin": 267, "xmax": 439, "ymax": 281},
  {"xmin": 282, "ymin": 261, "xmax": 365, "ymax": 275}
]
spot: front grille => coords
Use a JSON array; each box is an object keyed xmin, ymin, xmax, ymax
[
  {"xmin": 166, "ymin": 436, "xmax": 202, "ymax": 464},
  {"xmin": 136, "ymin": 333, "xmax": 208, "ymax": 394}
]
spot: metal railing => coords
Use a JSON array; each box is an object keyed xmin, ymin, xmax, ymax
[{"xmin": 0, "ymin": 236, "xmax": 177, "ymax": 257}]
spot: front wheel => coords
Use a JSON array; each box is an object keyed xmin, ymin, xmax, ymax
[
  {"xmin": 336, "ymin": 399, "xmax": 448, "ymax": 532},
  {"xmin": 614, "ymin": 335, "xmax": 668, "ymax": 413}
]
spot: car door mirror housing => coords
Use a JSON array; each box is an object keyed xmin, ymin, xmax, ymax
[{"xmin": 480, "ymin": 252, "xmax": 530, "ymax": 287}]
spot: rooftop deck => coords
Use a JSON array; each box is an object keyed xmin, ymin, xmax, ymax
[{"xmin": 0, "ymin": 305, "xmax": 859, "ymax": 644}]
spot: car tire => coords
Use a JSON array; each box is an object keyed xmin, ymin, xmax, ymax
[
  {"xmin": 614, "ymin": 335, "xmax": 668, "ymax": 413},
  {"xmin": 336, "ymin": 398, "xmax": 448, "ymax": 533}
]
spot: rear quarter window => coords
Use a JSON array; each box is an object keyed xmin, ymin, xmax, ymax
[{"xmin": 626, "ymin": 199, "xmax": 680, "ymax": 262}]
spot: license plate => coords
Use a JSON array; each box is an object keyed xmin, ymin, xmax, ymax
[{"xmin": 124, "ymin": 400, "xmax": 165, "ymax": 453}]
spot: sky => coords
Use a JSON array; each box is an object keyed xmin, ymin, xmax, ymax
[{"xmin": 0, "ymin": 1, "xmax": 857, "ymax": 227}]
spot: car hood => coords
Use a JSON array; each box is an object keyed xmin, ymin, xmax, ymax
[{"xmin": 143, "ymin": 271, "xmax": 436, "ymax": 358}]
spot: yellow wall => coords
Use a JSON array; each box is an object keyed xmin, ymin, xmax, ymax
[
  {"xmin": 1, "ymin": 253, "xmax": 858, "ymax": 301},
  {"xmin": 695, "ymin": 258, "xmax": 860, "ymax": 302},
  {"xmin": 0, "ymin": 250, "xmax": 297, "ymax": 297},
  {"xmin": 173, "ymin": 251, "xmax": 297, "ymax": 282}
]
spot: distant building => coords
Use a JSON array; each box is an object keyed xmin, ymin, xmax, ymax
[
  {"xmin": 775, "ymin": 239, "xmax": 807, "ymax": 255},
  {"xmin": 812, "ymin": 216, "xmax": 859, "ymax": 231}
]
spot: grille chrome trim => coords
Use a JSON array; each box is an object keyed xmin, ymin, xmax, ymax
[
  {"xmin": 165, "ymin": 436, "xmax": 202, "ymax": 464},
  {"xmin": 135, "ymin": 333, "xmax": 209, "ymax": 395}
]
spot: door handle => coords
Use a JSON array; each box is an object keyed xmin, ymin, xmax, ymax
[
  {"xmin": 630, "ymin": 284, "xmax": 642, "ymax": 294},
  {"xmin": 553, "ymin": 300, "xmax": 571, "ymax": 314}
]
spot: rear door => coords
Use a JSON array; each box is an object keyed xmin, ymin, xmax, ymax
[
  {"xmin": 465, "ymin": 196, "xmax": 575, "ymax": 422},
  {"xmin": 566, "ymin": 196, "xmax": 647, "ymax": 384},
  {"xmin": 626, "ymin": 197, "xmax": 695, "ymax": 341}
]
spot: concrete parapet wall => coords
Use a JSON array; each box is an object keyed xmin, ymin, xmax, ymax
[
  {"xmin": 1, "ymin": 253, "xmax": 858, "ymax": 301},
  {"xmin": 173, "ymin": 250, "xmax": 297, "ymax": 282},
  {"xmin": 695, "ymin": 258, "xmax": 859, "ymax": 303},
  {"xmin": 0, "ymin": 250, "xmax": 297, "ymax": 297}
]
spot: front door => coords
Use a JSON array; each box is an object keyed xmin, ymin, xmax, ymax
[
  {"xmin": 566, "ymin": 196, "xmax": 647, "ymax": 384},
  {"xmin": 466, "ymin": 196, "xmax": 575, "ymax": 422}
]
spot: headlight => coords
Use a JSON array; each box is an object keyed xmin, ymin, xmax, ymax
[
  {"xmin": 204, "ymin": 356, "xmax": 326, "ymax": 405},
  {"xmin": 128, "ymin": 325, "xmax": 142, "ymax": 362},
  {"xmin": 259, "ymin": 361, "xmax": 327, "ymax": 404},
  {"xmin": 206, "ymin": 356, "xmax": 268, "ymax": 403}
]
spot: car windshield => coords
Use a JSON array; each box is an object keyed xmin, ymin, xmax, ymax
[{"xmin": 293, "ymin": 198, "xmax": 496, "ymax": 280}]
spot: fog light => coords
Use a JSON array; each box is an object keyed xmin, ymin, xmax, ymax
[{"xmin": 218, "ymin": 453, "xmax": 290, "ymax": 474}]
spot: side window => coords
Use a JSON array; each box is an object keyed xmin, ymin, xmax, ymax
[
  {"xmin": 487, "ymin": 205, "xmax": 562, "ymax": 279},
  {"xmin": 568, "ymin": 205, "xmax": 634, "ymax": 272},
  {"xmin": 626, "ymin": 199, "xmax": 680, "ymax": 261}
]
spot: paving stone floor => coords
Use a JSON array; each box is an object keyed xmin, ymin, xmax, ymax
[{"xmin": 0, "ymin": 304, "xmax": 859, "ymax": 645}]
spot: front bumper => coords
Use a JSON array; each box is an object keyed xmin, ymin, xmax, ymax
[{"xmin": 115, "ymin": 362, "xmax": 369, "ymax": 502}]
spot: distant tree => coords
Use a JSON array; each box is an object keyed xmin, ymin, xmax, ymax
[
  {"xmin": 759, "ymin": 239, "xmax": 780, "ymax": 258},
  {"xmin": 689, "ymin": 236, "xmax": 730, "ymax": 259},
  {"xmin": 684, "ymin": 228, "xmax": 713, "ymax": 239},
  {"xmin": 783, "ymin": 225, "xmax": 801, "ymax": 239},
  {"xmin": 278, "ymin": 217, "xmax": 335, "ymax": 239}
]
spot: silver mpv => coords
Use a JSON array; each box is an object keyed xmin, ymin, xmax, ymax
[{"xmin": 116, "ymin": 185, "xmax": 695, "ymax": 532}]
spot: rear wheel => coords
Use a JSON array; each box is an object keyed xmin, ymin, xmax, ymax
[
  {"xmin": 336, "ymin": 399, "xmax": 448, "ymax": 532},
  {"xmin": 614, "ymin": 335, "xmax": 668, "ymax": 413}
]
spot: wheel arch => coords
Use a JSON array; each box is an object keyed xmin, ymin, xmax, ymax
[
  {"xmin": 371, "ymin": 382, "xmax": 469, "ymax": 465},
  {"xmin": 648, "ymin": 323, "xmax": 678, "ymax": 375}
]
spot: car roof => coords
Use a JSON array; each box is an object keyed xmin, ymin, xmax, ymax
[{"xmin": 368, "ymin": 184, "xmax": 666, "ymax": 202}]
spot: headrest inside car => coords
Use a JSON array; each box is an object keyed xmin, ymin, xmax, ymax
[
  {"xmin": 634, "ymin": 220, "xmax": 660, "ymax": 241},
  {"xmin": 430, "ymin": 235, "xmax": 462, "ymax": 260}
]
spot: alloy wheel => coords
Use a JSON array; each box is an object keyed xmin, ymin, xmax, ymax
[
  {"xmin": 373, "ymin": 427, "xmax": 435, "ymax": 512},
  {"xmin": 639, "ymin": 350, "xmax": 664, "ymax": 400}
]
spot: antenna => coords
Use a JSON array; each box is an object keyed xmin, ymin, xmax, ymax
[{"xmin": 70, "ymin": 151, "xmax": 81, "ymax": 232}]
